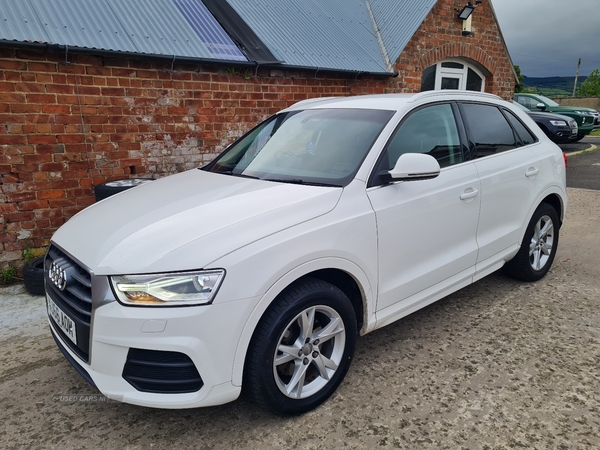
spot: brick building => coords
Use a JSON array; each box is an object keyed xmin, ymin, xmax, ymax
[{"xmin": 0, "ymin": 0, "xmax": 516, "ymax": 271}]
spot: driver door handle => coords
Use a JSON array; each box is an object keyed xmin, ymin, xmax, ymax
[{"xmin": 460, "ymin": 188, "xmax": 479, "ymax": 200}]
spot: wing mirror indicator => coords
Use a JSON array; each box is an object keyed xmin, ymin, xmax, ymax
[{"xmin": 380, "ymin": 153, "xmax": 441, "ymax": 183}]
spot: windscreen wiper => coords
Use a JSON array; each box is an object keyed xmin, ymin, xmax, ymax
[
  {"xmin": 263, "ymin": 178, "xmax": 341, "ymax": 187},
  {"xmin": 219, "ymin": 171, "xmax": 260, "ymax": 179}
]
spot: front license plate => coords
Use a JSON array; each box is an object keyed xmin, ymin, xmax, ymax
[{"xmin": 47, "ymin": 295, "xmax": 77, "ymax": 345}]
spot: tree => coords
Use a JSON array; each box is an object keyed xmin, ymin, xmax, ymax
[
  {"xmin": 513, "ymin": 65, "xmax": 536, "ymax": 94},
  {"xmin": 514, "ymin": 65, "xmax": 525, "ymax": 93},
  {"xmin": 577, "ymin": 69, "xmax": 600, "ymax": 97}
]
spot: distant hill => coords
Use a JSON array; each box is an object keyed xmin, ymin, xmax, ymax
[{"xmin": 523, "ymin": 76, "xmax": 588, "ymax": 97}]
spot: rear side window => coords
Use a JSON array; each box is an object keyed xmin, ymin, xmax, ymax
[
  {"xmin": 503, "ymin": 110, "xmax": 537, "ymax": 146},
  {"xmin": 460, "ymin": 103, "xmax": 517, "ymax": 157}
]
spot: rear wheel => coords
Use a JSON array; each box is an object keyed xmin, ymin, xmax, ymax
[
  {"xmin": 245, "ymin": 278, "xmax": 357, "ymax": 415},
  {"xmin": 504, "ymin": 203, "xmax": 559, "ymax": 281}
]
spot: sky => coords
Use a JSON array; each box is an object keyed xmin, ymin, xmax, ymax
[{"xmin": 490, "ymin": 0, "xmax": 600, "ymax": 78}]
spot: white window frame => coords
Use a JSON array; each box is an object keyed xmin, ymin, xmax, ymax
[{"xmin": 433, "ymin": 59, "xmax": 486, "ymax": 92}]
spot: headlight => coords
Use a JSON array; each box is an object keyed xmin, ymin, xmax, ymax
[
  {"xmin": 111, "ymin": 270, "xmax": 225, "ymax": 306},
  {"xmin": 549, "ymin": 120, "xmax": 567, "ymax": 126},
  {"xmin": 574, "ymin": 110, "xmax": 591, "ymax": 115}
]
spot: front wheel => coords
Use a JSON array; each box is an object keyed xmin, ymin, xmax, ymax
[
  {"xmin": 245, "ymin": 278, "xmax": 357, "ymax": 415},
  {"xmin": 503, "ymin": 203, "xmax": 559, "ymax": 281}
]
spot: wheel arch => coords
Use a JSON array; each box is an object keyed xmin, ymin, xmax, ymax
[
  {"xmin": 540, "ymin": 192, "xmax": 565, "ymax": 225},
  {"xmin": 230, "ymin": 258, "xmax": 374, "ymax": 387}
]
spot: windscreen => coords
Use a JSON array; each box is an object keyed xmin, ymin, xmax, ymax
[{"xmin": 204, "ymin": 108, "xmax": 394, "ymax": 187}]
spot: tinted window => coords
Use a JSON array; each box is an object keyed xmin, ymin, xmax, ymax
[
  {"xmin": 466, "ymin": 68, "xmax": 482, "ymax": 91},
  {"xmin": 421, "ymin": 65, "xmax": 436, "ymax": 91},
  {"xmin": 384, "ymin": 104, "xmax": 462, "ymax": 169},
  {"xmin": 503, "ymin": 110, "xmax": 537, "ymax": 146},
  {"xmin": 460, "ymin": 103, "xmax": 517, "ymax": 156},
  {"xmin": 441, "ymin": 62, "xmax": 464, "ymax": 69},
  {"xmin": 441, "ymin": 77, "xmax": 460, "ymax": 90}
]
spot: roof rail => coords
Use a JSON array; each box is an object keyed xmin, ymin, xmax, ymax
[
  {"xmin": 289, "ymin": 97, "xmax": 339, "ymax": 108},
  {"xmin": 407, "ymin": 90, "xmax": 503, "ymax": 103}
]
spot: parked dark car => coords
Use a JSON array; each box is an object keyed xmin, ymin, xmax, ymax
[
  {"xmin": 514, "ymin": 93, "xmax": 599, "ymax": 140},
  {"xmin": 513, "ymin": 101, "xmax": 578, "ymax": 144}
]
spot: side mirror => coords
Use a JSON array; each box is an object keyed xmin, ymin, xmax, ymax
[
  {"xmin": 384, "ymin": 153, "xmax": 441, "ymax": 182},
  {"xmin": 536, "ymin": 102, "xmax": 546, "ymax": 111}
]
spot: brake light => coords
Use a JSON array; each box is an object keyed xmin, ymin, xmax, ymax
[{"xmin": 563, "ymin": 152, "xmax": 568, "ymax": 168}]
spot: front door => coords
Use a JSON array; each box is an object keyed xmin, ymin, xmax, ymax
[{"xmin": 367, "ymin": 104, "xmax": 480, "ymax": 318}]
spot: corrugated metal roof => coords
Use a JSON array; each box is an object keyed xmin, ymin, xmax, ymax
[
  {"xmin": 0, "ymin": 0, "xmax": 247, "ymax": 61},
  {"xmin": 369, "ymin": 0, "xmax": 437, "ymax": 64},
  {"xmin": 0, "ymin": 0, "xmax": 436, "ymax": 73},
  {"xmin": 227, "ymin": 0, "xmax": 389, "ymax": 73}
]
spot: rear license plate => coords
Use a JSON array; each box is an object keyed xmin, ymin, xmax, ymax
[{"xmin": 47, "ymin": 295, "xmax": 77, "ymax": 345}]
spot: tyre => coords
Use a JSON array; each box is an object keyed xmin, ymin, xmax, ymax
[
  {"xmin": 503, "ymin": 203, "xmax": 559, "ymax": 282},
  {"xmin": 245, "ymin": 277, "xmax": 357, "ymax": 415},
  {"xmin": 94, "ymin": 178, "xmax": 153, "ymax": 202},
  {"xmin": 23, "ymin": 257, "xmax": 45, "ymax": 296}
]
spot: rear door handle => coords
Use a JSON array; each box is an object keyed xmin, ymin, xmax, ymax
[
  {"xmin": 525, "ymin": 168, "xmax": 540, "ymax": 177},
  {"xmin": 460, "ymin": 188, "xmax": 479, "ymax": 200}
]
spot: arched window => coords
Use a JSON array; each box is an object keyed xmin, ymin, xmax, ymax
[{"xmin": 421, "ymin": 59, "xmax": 485, "ymax": 92}]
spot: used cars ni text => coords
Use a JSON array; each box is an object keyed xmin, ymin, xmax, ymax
[{"xmin": 45, "ymin": 91, "xmax": 567, "ymax": 415}]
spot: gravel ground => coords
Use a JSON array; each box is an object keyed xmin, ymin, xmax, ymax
[{"xmin": 1, "ymin": 188, "xmax": 599, "ymax": 450}]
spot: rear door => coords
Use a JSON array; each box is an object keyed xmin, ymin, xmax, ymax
[{"xmin": 458, "ymin": 102, "xmax": 541, "ymax": 272}]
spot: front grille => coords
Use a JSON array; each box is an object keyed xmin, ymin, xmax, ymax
[
  {"xmin": 122, "ymin": 348, "xmax": 204, "ymax": 394},
  {"xmin": 45, "ymin": 245, "xmax": 93, "ymax": 362}
]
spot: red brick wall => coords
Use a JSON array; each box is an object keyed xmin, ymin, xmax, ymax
[
  {"xmin": 0, "ymin": 2, "xmax": 516, "ymax": 271},
  {"xmin": 394, "ymin": 0, "xmax": 516, "ymax": 100},
  {"xmin": 0, "ymin": 47, "xmax": 396, "ymax": 270}
]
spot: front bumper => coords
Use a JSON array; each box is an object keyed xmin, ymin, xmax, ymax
[
  {"xmin": 48, "ymin": 299, "xmax": 248, "ymax": 408},
  {"xmin": 45, "ymin": 245, "xmax": 257, "ymax": 409},
  {"xmin": 579, "ymin": 117, "xmax": 596, "ymax": 134},
  {"xmin": 547, "ymin": 125, "xmax": 578, "ymax": 143}
]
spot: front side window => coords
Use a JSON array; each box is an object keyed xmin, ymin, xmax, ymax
[
  {"xmin": 535, "ymin": 95, "xmax": 559, "ymax": 107},
  {"xmin": 460, "ymin": 103, "xmax": 517, "ymax": 156},
  {"xmin": 515, "ymin": 95, "xmax": 537, "ymax": 109},
  {"xmin": 383, "ymin": 103, "xmax": 462, "ymax": 170},
  {"xmin": 204, "ymin": 109, "xmax": 394, "ymax": 187}
]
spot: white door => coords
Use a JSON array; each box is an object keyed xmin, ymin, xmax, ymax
[
  {"xmin": 367, "ymin": 104, "xmax": 481, "ymax": 315},
  {"xmin": 458, "ymin": 103, "xmax": 541, "ymax": 268}
]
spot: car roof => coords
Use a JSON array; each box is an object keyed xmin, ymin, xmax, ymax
[{"xmin": 285, "ymin": 90, "xmax": 504, "ymax": 112}]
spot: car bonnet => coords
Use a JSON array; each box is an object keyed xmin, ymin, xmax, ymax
[{"xmin": 51, "ymin": 169, "xmax": 342, "ymax": 275}]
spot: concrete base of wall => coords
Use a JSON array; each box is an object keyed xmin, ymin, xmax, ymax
[{"xmin": 551, "ymin": 97, "xmax": 600, "ymax": 111}]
